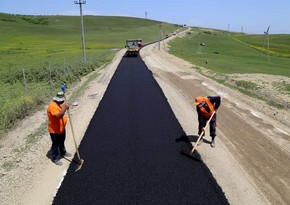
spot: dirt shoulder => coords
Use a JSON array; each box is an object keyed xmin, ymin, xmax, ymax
[{"xmin": 0, "ymin": 30, "xmax": 289, "ymax": 205}]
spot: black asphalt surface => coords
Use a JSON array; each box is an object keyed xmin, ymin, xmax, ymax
[{"xmin": 52, "ymin": 55, "xmax": 229, "ymax": 205}]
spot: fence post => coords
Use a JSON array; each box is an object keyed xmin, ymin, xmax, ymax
[
  {"xmin": 49, "ymin": 61, "xmax": 53, "ymax": 96},
  {"xmin": 22, "ymin": 68, "xmax": 28, "ymax": 95}
]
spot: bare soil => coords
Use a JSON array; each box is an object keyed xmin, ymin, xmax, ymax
[{"xmin": 0, "ymin": 30, "xmax": 289, "ymax": 205}]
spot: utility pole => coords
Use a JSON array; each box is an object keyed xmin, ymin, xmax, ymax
[
  {"xmin": 158, "ymin": 23, "xmax": 163, "ymax": 50},
  {"xmin": 74, "ymin": 0, "xmax": 86, "ymax": 63},
  {"xmin": 258, "ymin": 26, "xmax": 270, "ymax": 64}
]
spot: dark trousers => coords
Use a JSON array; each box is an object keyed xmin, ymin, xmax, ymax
[
  {"xmin": 198, "ymin": 113, "xmax": 217, "ymax": 138},
  {"xmin": 50, "ymin": 129, "xmax": 66, "ymax": 161}
]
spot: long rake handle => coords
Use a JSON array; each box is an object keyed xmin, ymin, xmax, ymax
[
  {"xmin": 64, "ymin": 95, "xmax": 82, "ymax": 163},
  {"xmin": 67, "ymin": 109, "xmax": 82, "ymax": 163},
  {"xmin": 190, "ymin": 111, "xmax": 216, "ymax": 155}
]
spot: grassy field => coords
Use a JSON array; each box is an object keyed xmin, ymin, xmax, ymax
[
  {"xmin": 168, "ymin": 27, "xmax": 290, "ymax": 109},
  {"xmin": 0, "ymin": 13, "xmax": 181, "ymax": 135},
  {"xmin": 169, "ymin": 28, "xmax": 290, "ymax": 77}
]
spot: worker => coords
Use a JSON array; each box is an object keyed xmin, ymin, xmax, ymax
[
  {"xmin": 194, "ymin": 96, "xmax": 221, "ymax": 147},
  {"xmin": 47, "ymin": 91, "xmax": 71, "ymax": 165}
]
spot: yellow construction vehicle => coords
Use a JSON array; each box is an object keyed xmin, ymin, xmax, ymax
[{"xmin": 125, "ymin": 39, "xmax": 142, "ymax": 56}]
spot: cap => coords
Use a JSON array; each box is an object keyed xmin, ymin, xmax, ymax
[{"xmin": 194, "ymin": 97, "xmax": 204, "ymax": 105}]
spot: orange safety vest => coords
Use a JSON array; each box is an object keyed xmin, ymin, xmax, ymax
[
  {"xmin": 199, "ymin": 97, "xmax": 215, "ymax": 118},
  {"xmin": 47, "ymin": 101, "xmax": 67, "ymax": 134}
]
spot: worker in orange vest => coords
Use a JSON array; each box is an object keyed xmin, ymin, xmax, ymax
[
  {"xmin": 194, "ymin": 96, "xmax": 221, "ymax": 147},
  {"xmin": 47, "ymin": 92, "xmax": 71, "ymax": 165}
]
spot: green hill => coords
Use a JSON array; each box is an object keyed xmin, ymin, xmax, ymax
[
  {"xmin": 0, "ymin": 13, "xmax": 179, "ymax": 70},
  {"xmin": 0, "ymin": 13, "xmax": 181, "ymax": 135},
  {"xmin": 168, "ymin": 27, "xmax": 290, "ymax": 77}
]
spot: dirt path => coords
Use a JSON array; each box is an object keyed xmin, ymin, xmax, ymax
[{"xmin": 0, "ymin": 30, "xmax": 289, "ymax": 205}]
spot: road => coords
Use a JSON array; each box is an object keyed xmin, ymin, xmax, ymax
[
  {"xmin": 52, "ymin": 55, "xmax": 229, "ymax": 204},
  {"xmin": 51, "ymin": 35, "xmax": 290, "ymax": 204}
]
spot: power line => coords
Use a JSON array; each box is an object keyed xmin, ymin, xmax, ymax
[{"xmin": 74, "ymin": 0, "xmax": 87, "ymax": 63}]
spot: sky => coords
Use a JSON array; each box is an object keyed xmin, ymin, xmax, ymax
[{"xmin": 1, "ymin": 0, "xmax": 290, "ymax": 34}]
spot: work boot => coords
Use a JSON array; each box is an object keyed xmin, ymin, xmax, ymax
[
  {"xmin": 197, "ymin": 137, "xmax": 204, "ymax": 146},
  {"xmin": 211, "ymin": 138, "xmax": 216, "ymax": 148},
  {"xmin": 62, "ymin": 152, "xmax": 72, "ymax": 157},
  {"xmin": 53, "ymin": 160, "xmax": 63, "ymax": 166}
]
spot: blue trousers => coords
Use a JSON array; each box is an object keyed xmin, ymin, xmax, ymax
[{"xmin": 50, "ymin": 129, "xmax": 67, "ymax": 161}]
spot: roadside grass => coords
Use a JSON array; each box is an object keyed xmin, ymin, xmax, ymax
[
  {"xmin": 169, "ymin": 27, "xmax": 290, "ymax": 109},
  {"xmin": 235, "ymin": 80, "xmax": 257, "ymax": 89},
  {"xmin": 0, "ymin": 13, "xmax": 181, "ymax": 137},
  {"xmin": 286, "ymin": 84, "xmax": 290, "ymax": 92},
  {"xmin": 274, "ymin": 81, "xmax": 290, "ymax": 94},
  {"xmin": 214, "ymin": 78, "xmax": 284, "ymax": 109}
]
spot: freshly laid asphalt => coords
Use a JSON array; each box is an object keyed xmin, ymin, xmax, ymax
[{"xmin": 52, "ymin": 55, "xmax": 229, "ymax": 205}]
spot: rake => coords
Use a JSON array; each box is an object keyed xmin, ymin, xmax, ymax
[
  {"xmin": 61, "ymin": 84, "xmax": 84, "ymax": 171},
  {"xmin": 180, "ymin": 111, "xmax": 216, "ymax": 161}
]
